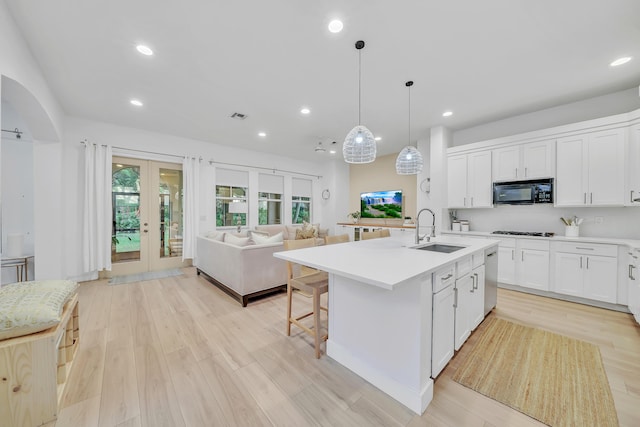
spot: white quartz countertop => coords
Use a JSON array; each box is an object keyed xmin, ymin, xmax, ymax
[
  {"xmin": 274, "ymin": 235, "xmax": 499, "ymax": 290},
  {"xmin": 441, "ymin": 230, "xmax": 640, "ymax": 249}
]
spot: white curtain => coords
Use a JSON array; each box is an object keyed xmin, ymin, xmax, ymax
[
  {"xmin": 182, "ymin": 156, "xmax": 200, "ymax": 261},
  {"xmin": 82, "ymin": 143, "xmax": 112, "ymax": 273}
]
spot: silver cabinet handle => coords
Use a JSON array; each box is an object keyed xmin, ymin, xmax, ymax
[
  {"xmin": 441, "ymin": 273, "xmax": 453, "ymax": 281},
  {"xmin": 631, "ymin": 190, "xmax": 635, "ymax": 204},
  {"xmin": 515, "ymin": 167, "xmax": 518, "ymax": 177},
  {"xmin": 586, "ymin": 257, "xmax": 589, "ymax": 269},
  {"xmin": 521, "ymin": 251, "xmax": 524, "ymax": 262},
  {"xmin": 524, "ymin": 167, "xmax": 528, "ymax": 177},
  {"xmin": 590, "ymin": 193, "xmax": 593, "ymax": 204},
  {"xmin": 471, "ymin": 196, "xmax": 474, "ymax": 206},
  {"xmin": 584, "ymin": 193, "xmax": 586, "ymax": 204},
  {"xmin": 631, "ymin": 265, "xmax": 637, "ymax": 280},
  {"xmin": 511, "ymin": 250, "xmax": 514, "ymax": 260},
  {"xmin": 453, "ymin": 287, "xmax": 458, "ymax": 308},
  {"xmin": 575, "ymin": 247, "xmax": 594, "ymax": 250},
  {"xmin": 580, "ymin": 256, "xmax": 583, "ymax": 269},
  {"xmin": 463, "ymin": 197, "xmax": 466, "ymax": 207},
  {"xmin": 473, "ymin": 273, "xmax": 479, "ymax": 290}
]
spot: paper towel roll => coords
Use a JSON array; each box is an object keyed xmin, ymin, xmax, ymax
[{"xmin": 6, "ymin": 233, "xmax": 24, "ymax": 257}]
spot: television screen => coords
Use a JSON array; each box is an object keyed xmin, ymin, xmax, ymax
[{"xmin": 360, "ymin": 190, "xmax": 403, "ymax": 219}]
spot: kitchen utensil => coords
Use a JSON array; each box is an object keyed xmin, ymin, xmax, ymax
[{"xmin": 561, "ymin": 217, "xmax": 570, "ymax": 226}]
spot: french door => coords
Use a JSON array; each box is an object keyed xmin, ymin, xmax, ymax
[{"xmin": 111, "ymin": 157, "xmax": 190, "ymax": 275}]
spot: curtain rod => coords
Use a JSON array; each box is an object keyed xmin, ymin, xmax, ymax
[
  {"xmin": 208, "ymin": 159, "xmax": 322, "ymax": 179},
  {"xmin": 80, "ymin": 140, "xmax": 201, "ymax": 160}
]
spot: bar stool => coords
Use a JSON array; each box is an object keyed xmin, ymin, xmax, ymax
[
  {"xmin": 324, "ymin": 234, "xmax": 350, "ymax": 245},
  {"xmin": 361, "ymin": 230, "xmax": 382, "ymax": 240},
  {"xmin": 283, "ymin": 238, "xmax": 328, "ymax": 358}
]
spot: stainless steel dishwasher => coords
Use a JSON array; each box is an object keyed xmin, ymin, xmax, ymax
[{"xmin": 484, "ymin": 247, "xmax": 498, "ymax": 315}]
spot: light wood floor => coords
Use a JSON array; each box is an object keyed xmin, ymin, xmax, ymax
[{"xmin": 49, "ymin": 267, "xmax": 640, "ymax": 427}]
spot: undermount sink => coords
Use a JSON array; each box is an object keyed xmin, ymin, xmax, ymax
[{"xmin": 412, "ymin": 243, "xmax": 466, "ymax": 253}]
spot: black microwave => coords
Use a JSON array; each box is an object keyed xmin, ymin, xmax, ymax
[{"xmin": 493, "ymin": 178, "xmax": 553, "ymax": 205}]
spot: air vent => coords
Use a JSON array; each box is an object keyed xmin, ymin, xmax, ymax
[{"xmin": 230, "ymin": 112, "xmax": 247, "ymax": 120}]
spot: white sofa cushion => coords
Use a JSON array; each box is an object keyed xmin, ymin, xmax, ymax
[
  {"xmin": 224, "ymin": 233, "xmax": 252, "ymax": 246},
  {"xmin": 252, "ymin": 231, "xmax": 284, "ymax": 244}
]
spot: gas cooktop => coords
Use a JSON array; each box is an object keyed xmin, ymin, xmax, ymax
[{"xmin": 491, "ymin": 231, "xmax": 555, "ymax": 237}]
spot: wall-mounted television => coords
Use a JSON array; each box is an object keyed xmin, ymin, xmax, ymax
[{"xmin": 360, "ymin": 190, "xmax": 403, "ymax": 219}]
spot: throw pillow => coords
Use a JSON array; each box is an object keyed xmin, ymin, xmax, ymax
[
  {"xmin": 224, "ymin": 233, "xmax": 252, "ymax": 247},
  {"xmin": 206, "ymin": 231, "xmax": 225, "ymax": 241},
  {"xmin": 252, "ymin": 231, "xmax": 284, "ymax": 245},
  {"xmin": 296, "ymin": 225, "xmax": 316, "ymax": 240}
]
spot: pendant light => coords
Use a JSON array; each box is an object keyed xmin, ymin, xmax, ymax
[
  {"xmin": 343, "ymin": 40, "xmax": 376, "ymax": 164},
  {"xmin": 396, "ymin": 80, "xmax": 423, "ymax": 175}
]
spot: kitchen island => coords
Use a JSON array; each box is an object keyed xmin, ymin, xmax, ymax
[{"xmin": 274, "ymin": 234, "xmax": 499, "ymax": 414}]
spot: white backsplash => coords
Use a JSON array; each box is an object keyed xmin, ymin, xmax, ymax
[{"xmin": 452, "ymin": 205, "xmax": 640, "ymax": 240}]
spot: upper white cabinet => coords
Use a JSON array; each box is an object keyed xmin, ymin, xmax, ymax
[
  {"xmin": 492, "ymin": 140, "xmax": 555, "ymax": 182},
  {"xmin": 447, "ymin": 151, "xmax": 492, "ymax": 208},
  {"xmin": 626, "ymin": 124, "xmax": 640, "ymax": 206},
  {"xmin": 556, "ymin": 128, "xmax": 625, "ymax": 206}
]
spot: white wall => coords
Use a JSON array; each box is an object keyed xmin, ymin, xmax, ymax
[{"xmin": 453, "ymin": 88, "xmax": 640, "ymax": 147}]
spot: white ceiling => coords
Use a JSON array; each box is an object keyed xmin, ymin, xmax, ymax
[{"xmin": 5, "ymin": 0, "xmax": 640, "ymax": 161}]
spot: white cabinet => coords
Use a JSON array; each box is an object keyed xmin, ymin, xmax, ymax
[
  {"xmin": 626, "ymin": 124, "xmax": 640, "ymax": 206},
  {"xmin": 447, "ymin": 151, "xmax": 493, "ymax": 208},
  {"xmin": 628, "ymin": 249, "xmax": 640, "ymax": 324},
  {"xmin": 431, "ymin": 263, "xmax": 456, "ymax": 377},
  {"xmin": 334, "ymin": 224, "xmax": 355, "ymax": 241},
  {"xmin": 492, "ymin": 140, "xmax": 555, "ymax": 182},
  {"xmin": 470, "ymin": 265, "xmax": 485, "ymax": 329},
  {"xmin": 454, "ymin": 273, "xmax": 474, "ymax": 350},
  {"xmin": 496, "ymin": 238, "xmax": 516, "ymax": 285},
  {"xmin": 551, "ymin": 242, "xmax": 618, "ymax": 303},
  {"xmin": 556, "ymin": 129, "xmax": 626, "ymax": 206},
  {"xmin": 432, "ymin": 284, "xmax": 455, "ymax": 377},
  {"xmin": 516, "ymin": 239, "xmax": 550, "ymax": 291}
]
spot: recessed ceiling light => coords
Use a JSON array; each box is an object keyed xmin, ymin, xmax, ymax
[
  {"xmin": 610, "ymin": 56, "xmax": 632, "ymax": 67},
  {"xmin": 300, "ymin": 107, "xmax": 311, "ymax": 115},
  {"xmin": 130, "ymin": 99, "xmax": 143, "ymax": 107},
  {"xmin": 258, "ymin": 132, "xmax": 266, "ymax": 137},
  {"xmin": 116, "ymin": 164, "xmax": 123, "ymax": 168},
  {"xmin": 443, "ymin": 111, "xmax": 453, "ymax": 117},
  {"xmin": 136, "ymin": 45, "xmax": 153, "ymax": 56},
  {"xmin": 374, "ymin": 136, "xmax": 382, "ymax": 141},
  {"xmin": 329, "ymin": 150, "xmax": 336, "ymax": 154},
  {"xmin": 328, "ymin": 20, "xmax": 343, "ymax": 33}
]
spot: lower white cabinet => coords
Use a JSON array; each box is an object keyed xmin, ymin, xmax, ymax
[
  {"xmin": 432, "ymin": 284, "xmax": 455, "ymax": 377},
  {"xmin": 470, "ymin": 265, "xmax": 485, "ymax": 329},
  {"xmin": 454, "ymin": 273, "xmax": 474, "ymax": 351},
  {"xmin": 516, "ymin": 239, "xmax": 550, "ymax": 291},
  {"xmin": 552, "ymin": 242, "xmax": 618, "ymax": 303},
  {"xmin": 497, "ymin": 238, "xmax": 516, "ymax": 284}
]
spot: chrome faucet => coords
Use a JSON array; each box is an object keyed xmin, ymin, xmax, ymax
[{"xmin": 416, "ymin": 208, "xmax": 436, "ymax": 244}]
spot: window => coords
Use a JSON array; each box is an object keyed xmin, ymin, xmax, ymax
[
  {"xmin": 292, "ymin": 177, "xmax": 312, "ymax": 224},
  {"xmin": 292, "ymin": 196, "xmax": 311, "ymax": 224},
  {"xmin": 258, "ymin": 192, "xmax": 282, "ymax": 225},
  {"xmin": 216, "ymin": 185, "xmax": 247, "ymax": 227}
]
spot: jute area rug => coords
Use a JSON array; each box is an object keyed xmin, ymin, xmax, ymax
[{"xmin": 452, "ymin": 317, "xmax": 618, "ymax": 427}]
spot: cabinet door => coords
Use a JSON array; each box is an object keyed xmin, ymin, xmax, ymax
[
  {"xmin": 587, "ymin": 129, "xmax": 625, "ymax": 206},
  {"xmin": 492, "ymin": 146, "xmax": 520, "ymax": 181},
  {"xmin": 470, "ymin": 265, "xmax": 485, "ymax": 330},
  {"xmin": 522, "ymin": 140, "xmax": 554, "ymax": 179},
  {"xmin": 467, "ymin": 151, "xmax": 493, "ymax": 208},
  {"xmin": 454, "ymin": 274, "xmax": 474, "ymax": 350},
  {"xmin": 497, "ymin": 246, "xmax": 516, "ymax": 284},
  {"xmin": 518, "ymin": 249, "xmax": 550, "ymax": 291},
  {"xmin": 583, "ymin": 255, "xmax": 617, "ymax": 303},
  {"xmin": 626, "ymin": 124, "xmax": 640, "ymax": 206},
  {"xmin": 447, "ymin": 155, "xmax": 468, "ymax": 208},
  {"xmin": 432, "ymin": 285, "xmax": 455, "ymax": 377},
  {"xmin": 556, "ymin": 135, "xmax": 586, "ymax": 206},
  {"xmin": 553, "ymin": 252, "xmax": 583, "ymax": 296}
]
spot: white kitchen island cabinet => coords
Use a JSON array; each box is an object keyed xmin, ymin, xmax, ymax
[{"xmin": 274, "ymin": 235, "xmax": 499, "ymax": 414}]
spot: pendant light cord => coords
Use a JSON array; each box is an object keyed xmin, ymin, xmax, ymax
[
  {"xmin": 408, "ymin": 83, "xmax": 411, "ymax": 146},
  {"xmin": 358, "ymin": 48, "xmax": 362, "ymax": 125}
]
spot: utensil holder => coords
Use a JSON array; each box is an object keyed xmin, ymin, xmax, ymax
[{"xmin": 565, "ymin": 225, "xmax": 579, "ymax": 237}]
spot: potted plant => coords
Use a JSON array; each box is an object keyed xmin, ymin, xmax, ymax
[{"xmin": 349, "ymin": 211, "xmax": 361, "ymax": 224}]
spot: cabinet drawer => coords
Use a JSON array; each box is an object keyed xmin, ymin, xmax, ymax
[
  {"xmin": 552, "ymin": 241, "xmax": 617, "ymax": 257},
  {"xmin": 518, "ymin": 238, "xmax": 550, "ymax": 251},
  {"xmin": 457, "ymin": 256, "xmax": 472, "ymax": 278},
  {"xmin": 433, "ymin": 263, "xmax": 456, "ymax": 293}
]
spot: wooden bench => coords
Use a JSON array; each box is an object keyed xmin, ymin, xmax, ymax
[{"xmin": 0, "ymin": 293, "xmax": 79, "ymax": 427}]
